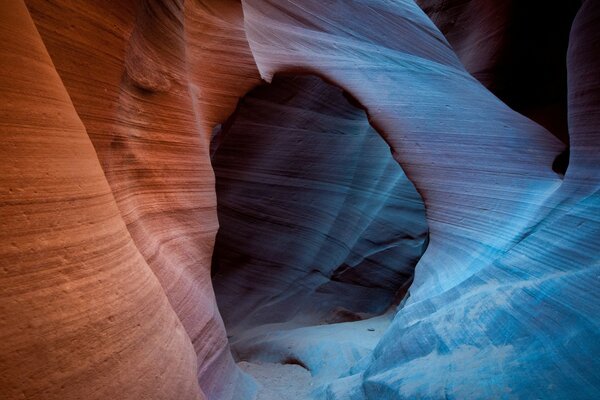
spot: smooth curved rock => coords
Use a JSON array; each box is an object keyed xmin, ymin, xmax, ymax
[
  {"xmin": 0, "ymin": 2, "xmax": 201, "ymax": 398},
  {"xmin": 241, "ymin": 0, "xmax": 600, "ymax": 398},
  {"xmin": 1, "ymin": 0, "xmax": 599, "ymax": 398},
  {"xmin": 185, "ymin": 0, "xmax": 262, "ymax": 139},
  {"xmin": 16, "ymin": 0, "xmax": 259, "ymax": 398}
]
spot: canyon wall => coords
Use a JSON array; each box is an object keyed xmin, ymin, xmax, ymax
[
  {"xmin": 416, "ymin": 0, "xmax": 580, "ymax": 143},
  {"xmin": 0, "ymin": 1, "xmax": 202, "ymax": 398},
  {"xmin": 2, "ymin": 0, "xmax": 259, "ymax": 399},
  {"xmin": 241, "ymin": 0, "xmax": 600, "ymax": 397},
  {"xmin": 1, "ymin": 0, "xmax": 599, "ymax": 399}
]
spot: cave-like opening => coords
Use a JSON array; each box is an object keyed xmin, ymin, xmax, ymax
[{"xmin": 209, "ymin": 74, "xmax": 429, "ymax": 397}]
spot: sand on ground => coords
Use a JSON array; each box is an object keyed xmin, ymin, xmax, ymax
[{"xmin": 239, "ymin": 361, "xmax": 314, "ymax": 400}]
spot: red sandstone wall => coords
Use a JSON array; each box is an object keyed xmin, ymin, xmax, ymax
[{"xmin": 0, "ymin": 1, "xmax": 203, "ymax": 398}]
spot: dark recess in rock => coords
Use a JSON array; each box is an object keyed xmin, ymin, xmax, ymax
[{"xmin": 210, "ymin": 73, "xmax": 428, "ymax": 350}]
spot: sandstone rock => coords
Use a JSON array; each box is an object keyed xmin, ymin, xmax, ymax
[
  {"xmin": 242, "ymin": 0, "xmax": 600, "ymax": 397},
  {"xmin": 0, "ymin": 2, "xmax": 201, "ymax": 398},
  {"xmin": 1, "ymin": 0, "xmax": 599, "ymax": 398},
  {"xmin": 416, "ymin": 0, "xmax": 580, "ymax": 144}
]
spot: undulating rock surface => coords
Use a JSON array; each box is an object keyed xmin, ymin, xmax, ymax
[
  {"xmin": 1, "ymin": 0, "xmax": 599, "ymax": 399},
  {"xmin": 3, "ymin": 0, "xmax": 258, "ymax": 399},
  {"xmin": 0, "ymin": 2, "xmax": 201, "ymax": 399},
  {"xmin": 242, "ymin": 0, "xmax": 600, "ymax": 398}
]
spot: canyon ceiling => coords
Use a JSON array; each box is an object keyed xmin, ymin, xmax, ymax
[{"xmin": 1, "ymin": 0, "xmax": 599, "ymax": 399}]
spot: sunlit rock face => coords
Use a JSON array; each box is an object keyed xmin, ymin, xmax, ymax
[
  {"xmin": 1, "ymin": 0, "xmax": 599, "ymax": 399},
  {"xmin": 211, "ymin": 74, "xmax": 428, "ymax": 368}
]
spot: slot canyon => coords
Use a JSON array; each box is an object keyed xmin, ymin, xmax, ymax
[{"xmin": 0, "ymin": 1, "xmax": 599, "ymax": 399}]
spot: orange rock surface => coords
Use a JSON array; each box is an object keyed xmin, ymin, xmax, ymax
[
  {"xmin": 0, "ymin": 1, "xmax": 202, "ymax": 399},
  {"xmin": 1, "ymin": 0, "xmax": 599, "ymax": 399}
]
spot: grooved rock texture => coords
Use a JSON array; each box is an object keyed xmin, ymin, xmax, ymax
[
  {"xmin": 1, "ymin": 0, "xmax": 599, "ymax": 399},
  {"xmin": 2, "ymin": 0, "xmax": 259, "ymax": 399},
  {"xmin": 211, "ymin": 74, "xmax": 428, "ymax": 375},
  {"xmin": 185, "ymin": 0, "xmax": 262, "ymax": 139},
  {"xmin": 241, "ymin": 0, "xmax": 600, "ymax": 398},
  {"xmin": 0, "ymin": 1, "xmax": 201, "ymax": 399}
]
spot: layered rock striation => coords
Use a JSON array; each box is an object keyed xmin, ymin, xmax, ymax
[
  {"xmin": 416, "ymin": 0, "xmax": 580, "ymax": 144},
  {"xmin": 0, "ymin": 2, "xmax": 202, "ymax": 398},
  {"xmin": 1, "ymin": 0, "xmax": 599, "ymax": 399},
  {"xmin": 242, "ymin": 0, "xmax": 600, "ymax": 397}
]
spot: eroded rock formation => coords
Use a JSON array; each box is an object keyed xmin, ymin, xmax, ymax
[
  {"xmin": 0, "ymin": 2, "xmax": 201, "ymax": 398},
  {"xmin": 211, "ymin": 74, "xmax": 428, "ymax": 374},
  {"xmin": 1, "ymin": 0, "xmax": 599, "ymax": 399}
]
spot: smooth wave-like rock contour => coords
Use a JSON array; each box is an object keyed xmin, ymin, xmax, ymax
[
  {"xmin": 242, "ymin": 0, "xmax": 600, "ymax": 398},
  {"xmin": 0, "ymin": 2, "xmax": 201, "ymax": 399},
  {"xmin": 4, "ymin": 0, "xmax": 259, "ymax": 399},
  {"xmin": 1, "ymin": 0, "xmax": 599, "ymax": 399}
]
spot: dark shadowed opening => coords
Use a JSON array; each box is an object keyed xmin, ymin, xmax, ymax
[{"xmin": 209, "ymin": 74, "xmax": 428, "ymax": 377}]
